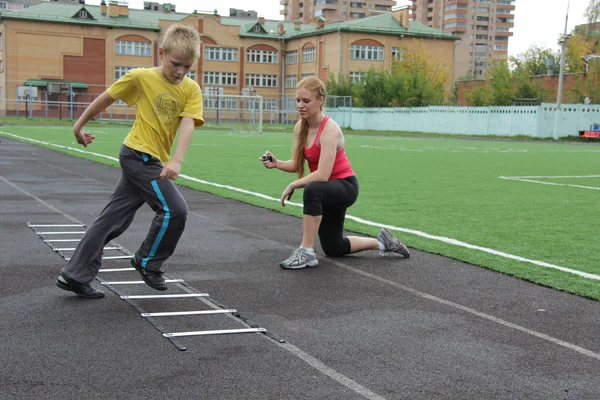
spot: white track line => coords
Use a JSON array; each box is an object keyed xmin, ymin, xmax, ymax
[
  {"xmin": 3, "ymin": 132, "xmax": 600, "ymax": 282},
  {"xmin": 500, "ymin": 175, "xmax": 600, "ymax": 191}
]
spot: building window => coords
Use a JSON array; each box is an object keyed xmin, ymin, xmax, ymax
[
  {"xmin": 350, "ymin": 44, "xmax": 384, "ymax": 61},
  {"xmin": 246, "ymin": 74, "xmax": 278, "ymax": 88},
  {"xmin": 78, "ymin": 10, "xmax": 88, "ymax": 18},
  {"xmin": 392, "ymin": 47, "xmax": 402, "ymax": 61},
  {"xmin": 302, "ymin": 47, "xmax": 315, "ymax": 63},
  {"xmin": 301, "ymin": 73, "xmax": 314, "ymax": 80},
  {"xmin": 252, "ymin": 25, "xmax": 263, "ymax": 33},
  {"xmin": 246, "ymin": 49, "xmax": 278, "ymax": 64},
  {"xmin": 204, "ymin": 47, "xmax": 238, "ymax": 62},
  {"xmin": 0, "ymin": 33, "xmax": 3, "ymax": 51},
  {"xmin": 349, "ymin": 72, "xmax": 364, "ymax": 83},
  {"xmin": 285, "ymin": 75, "xmax": 297, "ymax": 88},
  {"xmin": 0, "ymin": 2, "xmax": 7, "ymax": 9},
  {"xmin": 286, "ymin": 50, "xmax": 298, "ymax": 64},
  {"xmin": 187, "ymin": 71, "xmax": 196, "ymax": 81},
  {"xmin": 115, "ymin": 66, "xmax": 133, "ymax": 80},
  {"xmin": 204, "ymin": 72, "xmax": 238, "ymax": 86},
  {"xmin": 115, "ymin": 40, "xmax": 151, "ymax": 57}
]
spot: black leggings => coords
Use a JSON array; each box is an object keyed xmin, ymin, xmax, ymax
[{"xmin": 303, "ymin": 176, "xmax": 359, "ymax": 257}]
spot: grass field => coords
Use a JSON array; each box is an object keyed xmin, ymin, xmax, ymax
[{"xmin": 2, "ymin": 123, "xmax": 600, "ymax": 301}]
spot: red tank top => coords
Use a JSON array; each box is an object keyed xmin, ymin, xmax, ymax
[{"xmin": 303, "ymin": 116, "xmax": 355, "ymax": 180}]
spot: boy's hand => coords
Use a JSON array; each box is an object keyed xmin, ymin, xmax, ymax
[
  {"xmin": 74, "ymin": 128, "xmax": 96, "ymax": 148},
  {"xmin": 161, "ymin": 160, "xmax": 182, "ymax": 180}
]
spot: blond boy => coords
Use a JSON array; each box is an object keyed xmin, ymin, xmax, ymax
[{"xmin": 57, "ymin": 24, "xmax": 204, "ymax": 298}]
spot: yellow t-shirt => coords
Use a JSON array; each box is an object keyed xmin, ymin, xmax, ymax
[{"xmin": 107, "ymin": 67, "xmax": 204, "ymax": 163}]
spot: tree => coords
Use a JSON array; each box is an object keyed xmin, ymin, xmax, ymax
[
  {"xmin": 509, "ymin": 45, "xmax": 559, "ymax": 76},
  {"xmin": 350, "ymin": 68, "xmax": 390, "ymax": 107},
  {"xmin": 465, "ymin": 81, "xmax": 491, "ymax": 106},
  {"xmin": 565, "ymin": 31, "xmax": 595, "ymax": 73},
  {"xmin": 487, "ymin": 61, "xmax": 515, "ymax": 106},
  {"xmin": 387, "ymin": 40, "xmax": 450, "ymax": 107},
  {"xmin": 326, "ymin": 73, "xmax": 354, "ymax": 97},
  {"xmin": 585, "ymin": 0, "xmax": 600, "ymax": 24}
]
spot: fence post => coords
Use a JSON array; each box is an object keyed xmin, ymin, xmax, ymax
[
  {"xmin": 69, "ymin": 83, "xmax": 74, "ymax": 120},
  {"xmin": 28, "ymin": 82, "xmax": 33, "ymax": 119}
]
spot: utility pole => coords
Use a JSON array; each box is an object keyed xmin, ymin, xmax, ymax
[{"xmin": 553, "ymin": 0, "xmax": 570, "ymax": 140}]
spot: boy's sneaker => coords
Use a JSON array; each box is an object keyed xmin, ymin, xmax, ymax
[
  {"xmin": 378, "ymin": 228, "xmax": 410, "ymax": 258},
  {"xmin": 131, "ymin": 258, "xmax": 168, "ymax": 291},
  {"xmin": 280, "ymin": 247, "xmax": 319, "ymax": 269},
  {"xmin": 56, "ymin": 273, "xmax": 105, "ymax": 298}
]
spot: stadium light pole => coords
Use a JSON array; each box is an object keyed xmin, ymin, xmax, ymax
[{"xmin": 552, "ymin": 0, "xmax": 570, "ymax": 141}]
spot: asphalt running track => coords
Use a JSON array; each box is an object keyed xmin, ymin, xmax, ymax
[{"xmin": 1, "ymin": 136, "xmax": 599, "ymax": 400}]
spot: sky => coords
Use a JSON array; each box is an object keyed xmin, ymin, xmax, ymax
[{"xmin": 93, "ymin": 0, "xmax": 588, "ymax": 57}]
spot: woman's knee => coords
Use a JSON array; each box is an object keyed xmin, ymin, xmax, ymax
[
  {"xmin": 320, "ymin": 241, "xmax": 345, "ymax": 257},
  {"xmin": 303, "ymin": 181, "xmax": 320, "ymax": 201}
]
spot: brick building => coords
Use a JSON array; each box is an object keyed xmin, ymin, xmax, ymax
[{"xmin": 0, "ymin": 2, "xmax": 457, "ymax": 117}]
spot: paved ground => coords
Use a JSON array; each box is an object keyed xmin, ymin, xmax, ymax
[{"xmin": 1, "ymin": 136, "xmax": 599, "ymax": 400}]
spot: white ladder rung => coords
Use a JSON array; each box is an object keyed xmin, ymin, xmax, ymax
[
  {"xmin": 29, "ymin": 224, "xmax": 84, "ymax": 227},
  {"xmin": 141, "ymin": 309, "xmax": 236, "ymax": 317},
  {"xmin": 53, "ymin": 246, "xmax": 121, "ymax": 252},
  {"xmin": 43, "ymin": 239, "xmax": 81, "ymax": 242},
  {"xmin": 98, "ymin": 268, "xmax": 136, "ymax": 272},
  {"xmin": 121, "ymin": 293, "xmax": 208, "ymax": 299},
  {"xmin": 66, "ymin": 255, "xmax": 129, "ymax": 261},
  {"xmin": 101, "ymin": 255, "xmax": 132, "ymax": 260},
  {"xmin": 38, "ymin": 231, "xmax": 85, "ymax": 235},
  {"xmin": 102, "ymin": 279, "xmax": 184, "ymax": 285},
  {"xmin": 163, "ymin": 328, "xmax": 266, "ymax": 338}
]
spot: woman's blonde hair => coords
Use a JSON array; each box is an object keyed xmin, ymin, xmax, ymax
[
  {"xmin": 160, "ymin": 24, "xmax": 202, "ymax": 61},
  {"xmin": 294, "ymin": 76, "xmax": 327, "ymax": 178}
]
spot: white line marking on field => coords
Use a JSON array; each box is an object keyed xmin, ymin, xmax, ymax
[
  {"xmin": 500, "ymin": 175, "xmax": 600, "ymax": 190},
  {"xmin": 3, "ymin": 131, "xmax": 600, "ymax": 282}
]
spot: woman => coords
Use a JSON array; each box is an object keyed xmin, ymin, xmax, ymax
[{"xmin": 261, "ymin": 76, "xmax": 410, "ymax": 269}]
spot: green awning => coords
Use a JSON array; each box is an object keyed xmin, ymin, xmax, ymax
[{"xmin": 23, "ymin": 79, "xmax": 88, "ymax": 89}]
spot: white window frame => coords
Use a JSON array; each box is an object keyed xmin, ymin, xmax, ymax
[
  {"xmin": 285, "ymin": 75, "xmax": 297, "ymax": 88},
  {"xmin": 246, "ymin": 49, "xmax": 278, "ymax": 64},
  {"xmin": 204, "ymin": 72, "xmax": 238, "ymax": 86},
  {"xmin": 286, "ymin": 50, "xmax": 298, "ymax": 64},
  {"xmin": 349, "ymin": 71, "xmax": 365, "ymax": 83},
  {"xmin": 302, "ymin": 47, "xmax": 315, "ymax": 63},
  {"xmin": 204, "ymin": 47, "xmax": 238, "ymax": 62},
  {"xmin": 115, "ymin": 40, "xmax": 151, "ymax": 57},
  {"xmin": 350, "ymin": 44, "xmax": 384, "ymax": 61},
  {"xmin": 245, "ymin": 74, "xmax": 278, "ymax": 88}
]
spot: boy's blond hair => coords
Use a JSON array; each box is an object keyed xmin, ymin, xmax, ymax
[{"xmin": 160, "ymin": 24, "xmax": 202, "ymax": 61}]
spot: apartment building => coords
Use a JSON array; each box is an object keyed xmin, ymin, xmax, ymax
[
  {"xmin": 280, "ymin": 0, "xmax": 396, "ymax": 24},
  {"xmin": 409, "ymin": 0, "xmax": 515, "ymax": 80},
  {"xmin": 0, "ymin": 2, "xmax": 456, "ymax": 117}
]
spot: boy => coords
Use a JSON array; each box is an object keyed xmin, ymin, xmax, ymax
[{"xmin": 56, "ymin": 24, "xmax": 204, "ymax": 298}]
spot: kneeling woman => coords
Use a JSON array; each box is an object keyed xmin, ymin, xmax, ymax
[{"xmin": 261, "ymin": 76, "xmax": 409, "ymax": 269}]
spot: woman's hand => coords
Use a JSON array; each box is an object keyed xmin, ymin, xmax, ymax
[
  {"xmin": 259, "ymin": 151, "xmax": 277, "ymax": 169},
  {"xmin": 280, "ymin": 184, "xmax": 294, "ymax": 207}
]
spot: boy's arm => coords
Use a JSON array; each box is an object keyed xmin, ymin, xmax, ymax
[
  {"xmin": 160, "ymin": 117, "xmax": 195, "ymax": 180},
  {"xmin": 73, "ymin": 91, "xmax": 116, "ymax": 147}
]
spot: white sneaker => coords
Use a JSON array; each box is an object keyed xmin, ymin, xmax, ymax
[{"xmin": 280, "ymin": 247, "xmax": 319, "ymax": 269}]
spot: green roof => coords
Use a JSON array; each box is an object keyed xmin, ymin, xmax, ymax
[
  {"xmin": 0, "ymin": 3, "xmax": 184, "ymax": 30},
  {"xmin": 235, "ymin": 13, "xmax": 457, "ymax": 41},
  {"xmin": 24, "ymin": 79, "xmax": 88, "ymax": 89},
  {"xmin": 1, "ymin": 3, "xmax": 457, "ymax": 41}
]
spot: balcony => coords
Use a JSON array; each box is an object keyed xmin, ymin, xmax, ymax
[
  {"xmin": 280, "ymin": 8, "xmax": 288, "ymax": 15},
  {"xmin": 280, "ymin": 0, "xmax": 287, "ymax": 4}
]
